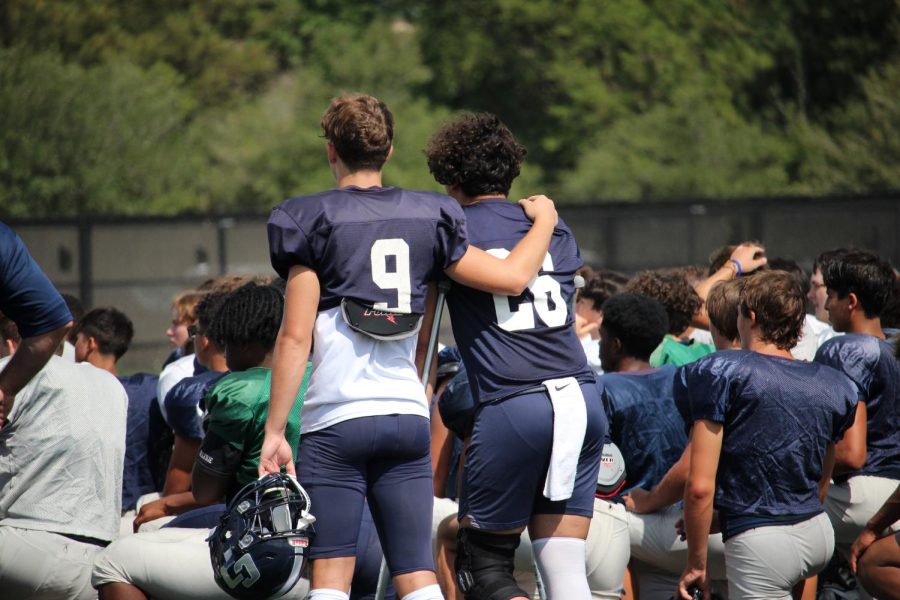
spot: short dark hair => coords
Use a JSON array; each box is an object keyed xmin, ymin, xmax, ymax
[
  {"xmin": 812, "ymin": 247, "xmax": 849, "ymax": 275},
  {"xmin": 739, "ymin": 271, "xmax": 805, "ymax": 350},
  {"xmin": 706, "ymin": 279, "xmax": 743, "ymax": 342},
  {"xmin": 625, "ymin": 270, "xmax": 700, "ymax": 336},
  {"xmin": 320, "ymin": 94, "xmax": 394, "ymax": 172},
  {"xmin": 425, "ymin": 113, "xmax": 526, "ymax": 197},
  {"xmin": 73, "ymin": 307, "xmax": 134, "ymax": 359},
  {"xmin": 209, "ymin": 283, "xmax": 283, "ymax": 352},
  {"xmin": 579, "ymin": 270, "xmax": 629, "ymax": 312},
  {"xmin": 822, "ymin": 249, "xmax": 897, "ymax": 318},
  {"xmin": 600, "ymin": 294, "xmax": 669, "ymax": 361}
]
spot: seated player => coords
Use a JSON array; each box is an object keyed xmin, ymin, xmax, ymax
[
  {"xmin": 259, "ymin": 96, "xmax": 558, "ymax": 600},
  {"xmin": 71, "ymin": 307, "xmax": 161, "ymax": 532},
  {"xmin": 92, "ymin": 282, "xmax": 312, "ymax": 599},
  {"xmin": 132, "ymin": 291, "xmax": 230, "ymax": 531},
  {"xmin": 625, "ymin": 270, "xmax": 715, "ymax": 367},
  {"xmin": 0, "ymin": 312, "xmax": 126, "ymax": 600},
  {"xmin": 431, "ymin": 353, "xmax": 541, "ymax": 600},
  {"xmin": 814, "ymin": 250, "xmax": 900, "ymax": 577},
  {"xmin": 850, "ymin": 482, "xmax": 900, "ymax": 598},
  {"xmin": 595, "ymin": 292, "xmax": 728, "ymax": 599},
  {"xmin": 426, "ymin": 113, "xmax": 606, "ymax": 600},
  {"xmin": 575, "ymin": 270, "xmax": 628, "ymax": 375},
  {"xmin": 676, "ymin": 271, "xmax": 859, "ymax": 600}
]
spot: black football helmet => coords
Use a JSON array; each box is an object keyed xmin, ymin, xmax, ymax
[{"xmin": 209, "ymin": 473, "xmax": 316, "ymax": 599}]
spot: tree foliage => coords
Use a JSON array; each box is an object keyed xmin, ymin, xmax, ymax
[{"xmin": 0, "ymin": 0, "xmax": 897, "ymax": 216}]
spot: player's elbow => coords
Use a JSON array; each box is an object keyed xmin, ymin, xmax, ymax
[
  {"xmin": 684, "ymin": 479, "xmax": 715, "ymax": 504},
  {"xmin": 839, "ymin": 448, "xmax": 867, "ymax": 471},
  {"xmin": 494, "ymin": 273, "xmax": 532, "ymax": 296}
]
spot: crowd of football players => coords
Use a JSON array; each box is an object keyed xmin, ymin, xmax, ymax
[{"xmin": 0, "ymin": 95, "xmax": 898, "ymax": 600}]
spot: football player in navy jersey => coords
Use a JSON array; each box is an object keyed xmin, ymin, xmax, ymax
[
  {"xmin": 425, "ymin": 113, "xmax": 606, "ymax": 600},
  {"xmin": 813, "ymin": 249, "xmax": 900, "ymax": 577},
  {"xmin": 260, "ymin": 96, "xmax": 558, "ymax": 600},
  {"xmin": 676, "ymin": 271, "xmax": 859, "ymax": 600}
]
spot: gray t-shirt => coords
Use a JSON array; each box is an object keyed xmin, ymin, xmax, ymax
[{"xmin": 0, "ymin": 355, "xmax": 127, "ymax": 541}]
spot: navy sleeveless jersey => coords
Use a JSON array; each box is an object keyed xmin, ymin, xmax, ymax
[
  {"xmin": 268, "ymin": 186, "xmax": 469, "ymax": 313},
  {"xmin": 815, "ymin": 334, "xmax": 900, "ymax": 481},
  {"xmin": 118, "ymin": 373, "xmax": 160, "ymax": 512},
  {"xmin": 600, "ymin": 366, "xmax": 686, "ymax": 497},
  {"xmin": 446, "ymin": 198, "xmax": 592, "ymax": 403},
  {"xmin": 674, "ymin": 350, "xmax": 858, "ymax": 519}
]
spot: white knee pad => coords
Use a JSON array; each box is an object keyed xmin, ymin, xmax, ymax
[
  {"xmin": 309, "ymin": 589, "xmax": 350, "ymax": 600},
  {"xmin": 532, "ymin": 537, "xmax": 590, "ymax": 600},
  {"xmin": 401, "ymin": 583, "xmax": 444, "ymax": 600}
]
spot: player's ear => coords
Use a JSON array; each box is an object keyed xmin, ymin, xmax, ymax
[
  {"xmin": 846, "ymin": 292, "xmax": 860, "ymax": 312},
  {"xmin": 326, "ymin": 142, "xmax": 338, "ymax": 165},
  {"xmin": 385, "ymin": 144, "xmax": 394, "ymax": 163}
]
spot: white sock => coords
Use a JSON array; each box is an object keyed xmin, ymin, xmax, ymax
[
  {"xmin": 532, "ymin": 537, "xmax": 590, "ymax": 600},
  {"xmin": 401, "ymin": 583, "xmax": 444, "ymax": 600},
  {"xmin": 309, "ymin": 589, "xmax": 350, "ymax": 600}
]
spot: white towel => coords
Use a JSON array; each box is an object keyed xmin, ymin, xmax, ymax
[{"xmin": 542, "ymin": 377, "xmax": 588, "ymax": 501}]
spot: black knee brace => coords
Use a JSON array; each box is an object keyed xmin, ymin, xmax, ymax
[{"xmin": 455, "ymin": 528, "xmax": 528, "ymax": 600}]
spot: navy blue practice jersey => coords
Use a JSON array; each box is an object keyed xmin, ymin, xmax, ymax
[
  {"xmin": 119, "ymin": 373, "xmax": 160, "ymax": 512},
  {"xmin": 674, "ymin": 350, "xmax": 858, "ymax": 520},
  {"xmin": 815, "ymin": 334, "xmax": 900, "ymax": 481},
  {"xmin": 268, "ymin": 186, "xmax": 469, "ymax": 313},
  {"xmin": 447, "ymin": 198, "xmax": 592, "ymax": 403},
  {"xmin": 600, "ymin": 366, "xmax": 686, "ymax": 498}
]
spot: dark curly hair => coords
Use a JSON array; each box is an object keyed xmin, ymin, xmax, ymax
[
  {"xmin": 425, "ymin": 113, "xmax": 526, "ymax": 197},
  {"xmin": 624, "ymin": 270, "xmax": 700, "ymax": 336},
  {"xmin": 73, "ymin": 307, "xmax": 134, "ymax": 359},
  {"xmin": 739, "ymin": 271, "xmax": 806, "ymax": 350},
  {"xmin": 208, "ymin": 283, "xmax": 284, "ymax": 352},
  {"xmin": 600, "ymin": 293, "xmax": 669, "ymax": 361}
]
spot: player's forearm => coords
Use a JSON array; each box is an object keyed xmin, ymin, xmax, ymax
[
  {"xmin": 683, "ymin": 480, "xmax": 714, "ymax": 570},
  {"xmin": 865, "ymin": 484, "xmax": 900, "ymax": 533},
  {"xmin": 267, "ymin": 334, "xmax": 311, "ymax": 434},
  {"xmin": 0, "ymin": 322, "xmax": 70, "ymax": 396},
  {"xmin": 649, "ymin": 445, "xmax": 691, "ymax": 510}
]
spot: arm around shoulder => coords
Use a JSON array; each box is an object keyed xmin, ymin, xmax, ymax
[{"xmin": 445, "ymin": 195, "xmax": 557, "ymax": 296}]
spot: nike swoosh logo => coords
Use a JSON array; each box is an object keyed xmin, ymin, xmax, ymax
[{"xmin": 554, "ymin": 382, "xmax": 571, "ymax": 391}]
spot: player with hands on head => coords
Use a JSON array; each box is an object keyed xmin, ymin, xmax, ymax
[
  {"xmin": 676, "ymin": 271, "xmax": 859, "ymax": 600},
  {"xmin": 261, "ymin": 95, "xmax": 557, "ymax": 600},
  {"xmin": 693, "ymin": 242, "xmax": 767, "ymax": 331}
]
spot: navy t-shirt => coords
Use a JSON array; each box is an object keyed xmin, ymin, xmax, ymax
[
  {"xmin": 268, "ymin": 186, "xmax": 469, "ymax": 313},
  {"xmin": 164, "ymin": 371, "xmax": 228, "ymax": 440},
  {"xmin": 674, "ymin": 350, "xmax": 858, "ymax": 528},
  {"xmin": 0, "ymin": 222, "xmax": 71, "ymax": 338},
  {"xmin": 600, "ymin": 366, "xmax": 686, "ymax": 498},
  {"xmin": 119, "ymin": 373, "xmax": 160, "ymax": 512},
  {"xmin": 815, "ymin": 334, "xmax": 900, "ymax": 481},
  {"xmin": 447, "ymin": 198, "xmax": 592, "ymax": 403}
]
